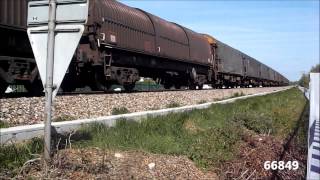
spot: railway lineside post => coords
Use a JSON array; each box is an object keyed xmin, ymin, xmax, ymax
[
  {"xmin": 43, "ymin": 0, "xmax": 56, "ymax": 162},
  {"xmin": 26, "ymin": 0, "xmax": 89, "ymax": 161},
  {"xmin": 307, "ymin": 73, "xmax": 320, "ymax": 180}
]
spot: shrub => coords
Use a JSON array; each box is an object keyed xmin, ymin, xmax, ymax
[
  {"xmin": 197, "ymin": 100, "xmax": 207, "ymax": 104},
  {"xmin": 166, "ymin": 102, "xmax": 180, "ymax": 108},
  {"xmin": 54, "ymin": 115, "xmax": 76, "ymax": 122},
  {"xmin": 111, "ymin": 107, "xmax": 130, "ymax": 115},
  {"xmin": 231, "ymin": 91, "xmax": 245, "ymax": 98}
]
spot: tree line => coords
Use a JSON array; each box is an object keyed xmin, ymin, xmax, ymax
[{"xmin": 298, "ymin": 64, "xmax": 320, "ymax": 88}]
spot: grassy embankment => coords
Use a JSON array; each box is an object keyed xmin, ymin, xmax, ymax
[
  {"xmin": 0, "ymin": 87, "xmax": 307, "ymax": 175},
  {"xmin": 76, "ymin": 87, "xmax": 307, "ymax": 168}
]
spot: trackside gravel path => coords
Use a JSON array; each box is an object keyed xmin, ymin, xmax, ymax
[{"xmin": 0, "ymin": 87, "xmax": 289, "ymax": 127}]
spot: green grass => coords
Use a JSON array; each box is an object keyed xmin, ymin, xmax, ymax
[
  {"xmin": 291, "ymin": 103, "xmax": 309, "ymax": 151},
  {"xmin": 75, "ymin": 87, "xmax": 306, "ymax": 168},
  {"xmin": 231, "ymin": 88, "xmax": 306, "ymax": 138},
  {"xmin": 111, "ymin": 107, "xmax": 130, "ymax": 115},
  {"xmin": 0, "ymin": 138, "xmax": 43, "ymax": 175},
  {"xmin": 0, "ymin": 120, "xmax": 9, "ymax": 128}
]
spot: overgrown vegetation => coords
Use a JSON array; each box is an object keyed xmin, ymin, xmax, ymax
[
  {"xmin": 197, "ymin": 100, "xmax": 207, "ymax": 104},
  {"xmin": 0, "ymin": 138, "xmax": 43, "ymax": 175},
  {"xmin": 231, "ymin": 88, "xmax": 306, "ymax": 138},
  {"xmin": 54, "ymin": 115, "xmax": 76, "ymax": 122},
  {"xmin": 230, "ymin": 91, "xmax": 245, "ymax": 98},
  {"xmin": 298, "ymin": 63, "xmax": 319, "ymax": 88},
  {"xmin": 76, "ymin": 88, "xmax": 306, "ymax": 168},
  {"xmin": 111, "ymin": 107, "xmax": 130, "ymax": 115},
  {"xmin": 166, "ymin": 102, "xmax": 181, "ymax": 108},
  {"xmin": 0, "ymin": 88, "xmax": 307, "ymax": 176},
  {"xmin": 294, "ymin": 105, "xmax": 309, "ymax": 148}
]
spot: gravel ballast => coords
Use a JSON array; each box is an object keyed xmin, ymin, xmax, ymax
[{"xmin": 0, "ymin": 87, "xmax": 289, "ymax": 127}]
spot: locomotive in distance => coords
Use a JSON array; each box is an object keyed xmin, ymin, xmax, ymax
[{"xmin": 0, "ymin": 0, "xmax": 289, "ymax": 96}]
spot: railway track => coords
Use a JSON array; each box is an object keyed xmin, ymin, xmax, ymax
[
  {"xmin": 1, "ymin": 88, "xmax": 183, "ymax": 98},
  {"xmin": 1, "ymin": 85, "xmax": 275, "ymax": 99},
  {"xmin": 1, "ymin": 87, "xmax": 206, "ymax": 99}
]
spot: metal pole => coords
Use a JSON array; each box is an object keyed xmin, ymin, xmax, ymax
[{"xmin": 44, "ymin": 0, "xmax": 56, "ymax": 161}]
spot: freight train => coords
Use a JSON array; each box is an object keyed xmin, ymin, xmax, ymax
[{"xmin": 0, "ymin": 0, "xmax": 289, "ymax": 97}]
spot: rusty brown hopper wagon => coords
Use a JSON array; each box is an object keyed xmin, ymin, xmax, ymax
[{"xmin": 0, "ymin": 0, "xmax": 289, "ymax": 97}]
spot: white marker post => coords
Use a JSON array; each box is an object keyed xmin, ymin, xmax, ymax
[
  {"xmin": 307, "ymin": 73, "xmax": 320, "ymax": 179},
  {"xmin": 27, "ymin": 0, "xmax": 89, "ymax": 161}
]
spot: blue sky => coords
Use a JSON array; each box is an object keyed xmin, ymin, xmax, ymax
[{"xmin": 121, "ymin": 0, "xmax": 319, "ymax": 81}]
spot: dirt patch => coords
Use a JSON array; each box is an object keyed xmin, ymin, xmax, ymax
[
  {"xmin": 274, "ymin": 142, "xmax": 307, "ymax": 179},
  {"xmin": 18, "ymin": 148, "xmax": 217, "ymax": 179},
  {"xmin": 220, "ymin": 129, "xmax": 307, "ymax": 179},
  {"xmin": 183, "ymin": 119, "xmax": 204, "ymax": 134}
]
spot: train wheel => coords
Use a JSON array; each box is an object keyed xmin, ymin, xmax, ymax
[
  {"xmin": 174, "ymin": 84, "xmax": 181, "ymax": 89},
  {"xmin": 189, "ymin": 84, "xmax": 196, "ymax": 90},
  {"xmin": 61, "ymin": 74, "xmax": 77, "ymax": 92},
  {"xmin": 91, "ymin": 81, "xmax": 111, "ymax": 91},
  {"xmin": 61, "ymin": 84, "xmax": 77, "ymax": 92},
  {"xmin": 164, "ymin": 83, "xmax": 172, "ymax": 89},
  {"xmin": 123, "ymin": 83, "xmax": 135, "ymax": 92},
  {"xmin": 91, "ymin": 67, "xmax": 111, "ymax": 91}
]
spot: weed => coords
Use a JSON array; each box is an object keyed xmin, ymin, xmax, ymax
[
  {"xmin": 231, "ymin": 88, "xmax": 306, "ymax": 138},
  {"xmin": 166, "ymin": 102, "xmax": 180, "ymax": 108},
  {"xmin": 111, "ymin": 107, "xmax": 130, "ymax": 115},
  {"xmin": 54, "ymin": 115, "xmax": 76, "ymax": 122},
  {"xmin": 0, "ymin": 120, "xmax": 9, "ymax": 128},
  {"xmin": 150, "ymin": 106, "xmax": 159, "ymax": 110},
  {"xmin": 231, "ymin": 91, "xmax": 245, "ymax": 98},
  {"xmin": 197, "ymin": 100, "xmax": 207, "ymax": 104},
  {"xmin": 0, "ymin": 138, "xmax": 43, "ymax": 176},
  {"xmin": 295, "ymin": 105, "xmax": 309, "ymax": 147}
]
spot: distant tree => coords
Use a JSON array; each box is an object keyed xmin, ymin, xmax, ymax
[
  {"xmin": 298, "ymin": 63, "xmax": 319, "ymax": 88},
  {"xmin": 289, "ymin": 81, "xmax": 298, "ymax": 85},
  {"xmin": 310, "ymin": 64, "xmax": 320, "ymax": 73},
  {"xmin": 298, "ymin": 73, "xmax": 309, "ymax": 88}
]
